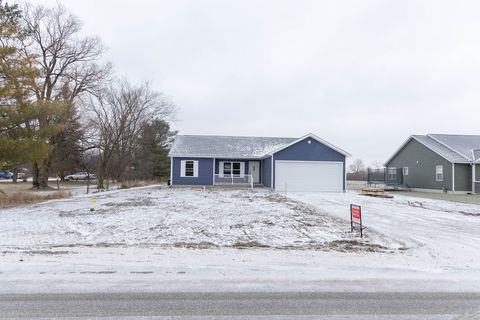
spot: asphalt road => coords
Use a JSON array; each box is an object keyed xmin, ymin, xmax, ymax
[{"xmin": 1, "ymin": 292, "xmax": 479, "ymax": 319}]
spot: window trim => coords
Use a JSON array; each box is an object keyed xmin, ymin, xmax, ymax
[
  {"xmin": 220, "ymin": 161, "xmax": 245, "ymax": 178},
  {"xmin": 180, "ymin": 160, "xmax": 198, "ymax": 178},
  {"xmin": 436, "ymin": 165, "xmax": 443, "ymax": 182},
  {"xmin": 403, "ymin": 167, "xmax": 409, "ymax": 176}
]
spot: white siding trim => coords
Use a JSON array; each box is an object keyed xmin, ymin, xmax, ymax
[
  {"xmin": 193, "ymin": 160, "xmax": 199, "ymax": 178},
  {"xmin": 212, "ymin": 158, "xmax": 215, "ymax": 183},
  {"xmin": 180, "ymin": 160, "xmax": 186, "ymax": 178},
  {"xmin": 271, "ymin": 155, "xmax": 274, "ymax": 189},
  {"xmin": 219, "ymin": 161, "xmax": 224, "ymax": 178},
  {"xmin": 240, "ymin": 162, "xmax": 245, "ymax": 178},
  {"xmin": 170, "ymin": 157, "xmax": 173, "ymax": 185}
]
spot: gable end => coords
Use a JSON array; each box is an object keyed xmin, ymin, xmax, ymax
[{"xmin": 273, "ymin": 137, "xmax": 346, "ymax": 162}]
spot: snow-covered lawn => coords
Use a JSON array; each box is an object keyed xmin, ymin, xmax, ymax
[
  {"xmin": 0, "ymin": 186, "xmax": 393, "ymax": 251},
  {"xmin": 1, "ymin": 185, "xmax": 480, "ymax": 293},
  {"xmin": 290, "ymin": 192, "xmax": 480, "ymax": 273}
]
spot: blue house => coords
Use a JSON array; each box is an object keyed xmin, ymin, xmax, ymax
[{"xmin": 169, "ymin": 133, "xmax": 351, "ymax": 192}]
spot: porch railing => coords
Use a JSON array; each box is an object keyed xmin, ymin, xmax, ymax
[{"xmin": 214, "ymin": 174, "xmax": 253, "ymax": 188}]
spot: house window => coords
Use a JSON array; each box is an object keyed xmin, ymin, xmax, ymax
[
  {"xmin": 436, "ymin": 165, "xmax": 443, "ymax": 181},
  {"xmin": 185, "ymin": 161, "xmax": 194, "ymax": 177},
  {"xmin": 232, "ymin": 162, "xmax": 241, "ymax": 177},
  {"xmin": 388, "ymin": 167, "xmax": 397, "ymax": 180},
  {"xmin": 403, "ymin": 167, "xmax": 409, "ymax": 176},
  {"xmin": 222, "ymin": 162, "xmax": 244, "ymax": 177},
  {"xmin": 223, "ymin": 162, "xmax": 231, "ymax": 176},
  {"xmin": 181, "ymin": 160, "xmax": 198, "ymax": 178}
]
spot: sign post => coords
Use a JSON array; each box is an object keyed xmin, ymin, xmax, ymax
[{"xmin": 350, "ymin": 204, "xmax": 363, "ymax": 238}]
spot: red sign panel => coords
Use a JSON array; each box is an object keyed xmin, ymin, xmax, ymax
[
  {"xmin": 350, "ymin": 204, "xmax": 363, "ymax": 237},
  {"xmin": 351, "ymin": 205, "xmax": 361, "ymax": 223}
]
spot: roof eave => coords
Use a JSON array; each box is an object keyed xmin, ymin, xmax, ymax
[
  {"xmin": 170, "ymin": 154, "xmax": 264, "ymax": 159},
  {"xmin": 384, "ymin": 135, "xmax": 468, "ymax": 166},
  {"xmin": 427, "ymin": 134, "xmax": 473, "ymax": 162},
  {"xmin": 266, "ymin": 133, "xmax": 351, "ymax": 157}
]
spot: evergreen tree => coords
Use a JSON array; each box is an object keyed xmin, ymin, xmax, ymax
[
  {"xmin": 0, "ymin": 1, "xmax": 57, "ymax": 172},
  {"xmin": 134, "ymin": 119, "xmax": 176, "ymax": 179}
]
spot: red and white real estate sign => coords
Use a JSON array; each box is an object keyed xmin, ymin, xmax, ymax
[
  {"xmin": 351, "ymin": 205, "xmax": 361, "ymax": 224},
  {"xmin": 350, "ymin": 204, "xmax": 363, "ymax": 237}
]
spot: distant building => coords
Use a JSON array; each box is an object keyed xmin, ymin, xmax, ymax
[{"xmin": 385, "ymin": 134, "xmax": 480, "ymax": 193}]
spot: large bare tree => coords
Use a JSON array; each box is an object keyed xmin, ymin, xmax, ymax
[
  {"xmin": 21, "ymin": 3, "xmax": 111, "ymax": 188},
  {"xmin": 88, "ymin": 80, "xmax": 175, "ymax": 189}
]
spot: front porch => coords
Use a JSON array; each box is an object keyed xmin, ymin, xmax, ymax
[{"xmin": 213, "ymin": 159, "xmax": 263, "ymax": 187}]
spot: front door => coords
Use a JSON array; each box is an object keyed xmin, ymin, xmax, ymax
[{"xmin": 249, "ymin": 161, "xmax": 260, "ymax": 184}]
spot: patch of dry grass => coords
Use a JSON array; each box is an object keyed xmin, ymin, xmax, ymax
[
  {"xmin": 119, "ymin": 179, "xmax": 165, "ymax": 189},
  {"xmin": 0, "ymin": 191, "xmax": 70, "ymax": 208}
]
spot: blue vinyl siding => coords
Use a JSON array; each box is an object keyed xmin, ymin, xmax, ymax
[
  {"xmin": 172, "ymin": 157, "xmax": 214, "ymax": 185},
  {"xmin": 262, "ymin": 156, "xmax": 272, "ymax": 187},
  {"xmin": 272, "ymin": 138, "xmax": 346, "ymax": 190}
]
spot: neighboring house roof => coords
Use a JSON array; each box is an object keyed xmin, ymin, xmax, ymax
[
  {"xmin": 169, "ymin": 133, "xmax": 351, "ymax": 159},
  {"xmin": 385, "ymin": 134, "xmax": 480, "ymax": 165},
  {"xmin": 428, "ymin": 134, "xmax": 480, "ymax": 162}
]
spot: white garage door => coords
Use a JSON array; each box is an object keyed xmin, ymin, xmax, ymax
[{"xmin": 275, "ymin": 160, "xmax": 343, "ymax": 192}]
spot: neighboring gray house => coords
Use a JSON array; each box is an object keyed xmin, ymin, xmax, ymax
[
  {"xmin": 385, "ymin": 134, "xmax": 480, "ymax": 193},
  {"xmin": 169, "ymin": 133, "xmax": 351, "ymax": 192}
]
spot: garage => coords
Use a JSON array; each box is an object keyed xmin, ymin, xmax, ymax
[{"xmin": 275, "ymin": 160, "xmax": 344, "ymax": 192}]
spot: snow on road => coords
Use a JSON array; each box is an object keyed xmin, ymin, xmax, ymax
[{"xmin": 1, "ymin": 185, "xmax": 480, "ymax": 293}]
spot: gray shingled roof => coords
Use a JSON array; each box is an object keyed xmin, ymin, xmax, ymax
[
  {"xmin": 169, "ymin": 135, "xmax": 297, "ymax": 158},
  {"xmin": 409, "ymin": 134, "xmax": 480, "ymax": 163},
  {"xmin": 428, "ymin": 134, "xmax": 480, "ymax": 161}
]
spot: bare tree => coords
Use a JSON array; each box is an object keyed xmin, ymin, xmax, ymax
[
  {"xmin": 369, "ymin": 161, "xmax": 383, "ymax": 170},
  {"xmin": 88, "ymin": 80, "xmax": 175, "ymax": 189},
  {"xmin": 348, "ymin": 158, "xmax": 365, "ymax": 174},
  {"xmin": 21, "ymin": 3, "xmax": 111, "ymax": 188}
]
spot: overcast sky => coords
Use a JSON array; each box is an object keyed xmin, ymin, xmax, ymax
[{"xmin": 30, "ymin": 0, "xmax": 480, "ymax": 165}]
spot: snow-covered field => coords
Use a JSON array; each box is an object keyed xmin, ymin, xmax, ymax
[
  {"xmin": 1, "ymin": 185, "xmax": 479, "ymax": 293},
  {"xmin": 0, "ymin": 186, "xmax": 395, "ymax": 250},
  {"xmin": 290, "ymin": 192, "xmax": 480, "ymax": 271}
]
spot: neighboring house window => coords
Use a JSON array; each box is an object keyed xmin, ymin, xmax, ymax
[
  {"xmin": 403, "ymin": 167, "xmax": 409, "ymax": 176},
  {"xmin": 436, "ymin": 165, "xmax": 443, "ymax": 181},
  {"xmin": 180, "ymin": 160, "xmax": 198, "ymax": 178},
  {"xmin": 388, "ymin": 167, "xmax": 396, "ymax": 180}
]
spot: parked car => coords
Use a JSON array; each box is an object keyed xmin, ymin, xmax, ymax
[
  {"xmin": 0, "ymin": 171, "xmax": 13, "ymax": 179},
  {"xmin": 65, "ymin": 172, "xmax": 96, "ymax": 181},
  {"xmin": 16, "ymin": 172, "xmax": 27, "ymax": 182}
]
